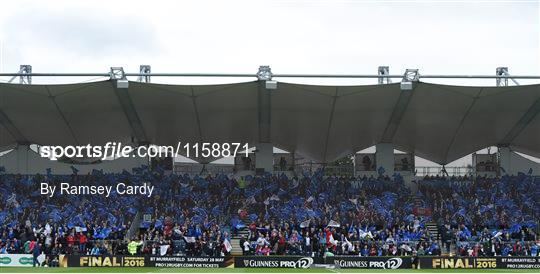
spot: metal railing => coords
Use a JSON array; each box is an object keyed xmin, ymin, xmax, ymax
[
  {"xmin": 2, "ymin": 72, "xmax": 540, "ymax": 79},
  {"xmin": 415, "ymin": 166, "xmax": 475, "ymax": 177},
  {"xmin": 173, "ymin": 163, "xmax": 234, "ymax": 175},
  {"xmin": 293, "ymin": 163, "xmax": 355, "ymax": 177}
]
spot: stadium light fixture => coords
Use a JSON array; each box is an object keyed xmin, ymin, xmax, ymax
[
  {"xmin": 257, "ymin": 65, "xmax": 273, "ymax": 81},
  {"xmin": 400, "ymin": 82, "xmax": 412, "ymax": 90},
  {"xmin": 400, "ymin": 69, "xmax": 419, "ymax": 90},
  {"xmin": 138, "ymin": 65, "xmax": 151, "ymax": 83},
  {"xmin": 7, "ymin": 65, "xmax": 32, "ymax": 84},
  {"xmin": 116, "ymin": 79, "xmax": 129, "ymax": 89},
  {"xmin": 378, "ymin": 66, "xmax": 391, "ymax": 84},
  {"xmin": 496, "ymin": 67, "xmax": 520, "ymax": 86},
  {"xmin": 265, "ymin": 80, "xmax": 278, "ymax": 90},
  {"xmin": 110, "ymin": 67, "xmax": 129, "ymax": 89}
]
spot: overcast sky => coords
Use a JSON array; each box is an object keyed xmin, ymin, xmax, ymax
[{"xmin": 0, "ymin": 0, "xmax": 539, "ymax": 167}]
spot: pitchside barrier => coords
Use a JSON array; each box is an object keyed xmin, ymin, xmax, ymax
[
  {"xmin": 234, "ymin": 256, "xmax": 325, "ymax": 269},
  {"xmin": 3, "ymin": 254, "xmax": 539, "ymax": 269},
  {"xmin": 330, "ymin": 256, "xmax": 413, "ymax": 269},
  {"xmin": 234, "ymin": 256, "xmax": 413, "ymax": 269},
  {"xmin": 418, "ymin": 256, "xmax": 540, "ymax": 270},
  {"xmin": 0, "ymin": 254, "xmax": 39, "ymax": 267},
  {"xmin": 57, "ymin": 255, "xmax": 234, "ymax": 268}
]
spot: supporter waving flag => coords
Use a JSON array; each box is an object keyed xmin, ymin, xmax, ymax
[{"xmin": 325, "ymin": 228, "xmax": 337, "ymax": 248}]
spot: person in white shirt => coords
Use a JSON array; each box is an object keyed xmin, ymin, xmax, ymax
[
  {"xmin": 256, "ymin": 234, "xmax": 269, "ymax": 247},
  {"xmin": 243, "ymin": 240, "xmax": 251, "ymax": 255},
  {"xmin": 304, "ymin": 231, "xmax": 312, "ymax": 256}
]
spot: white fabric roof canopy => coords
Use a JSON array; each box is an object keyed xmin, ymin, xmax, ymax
[{"xmin": 0, "ymin": 80, "xmax": 538, "ymax": 164}]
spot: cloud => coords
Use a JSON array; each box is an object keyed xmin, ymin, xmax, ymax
[
  {"xmin": 0, "ymin": 0, "xmax": 538, "ymax": 84},
  {"xmin": 0, "ymin": 2, "xmax": 160, "ymax": 63}
]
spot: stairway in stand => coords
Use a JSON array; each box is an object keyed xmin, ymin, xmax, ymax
[
  {"xmin": 426, "ymin": 222, "xmax": 439, "ymax": 243},
  {"xmin": 230, "ymin": 214, "xmax": 251, "ymax": 256},
  {"xmin": 412, "ymin": 195, "xmax": 448, "ymax": 255},
  {"xmin": 426, "ymin": 222, "xmax": 450, "ymax": 256}
]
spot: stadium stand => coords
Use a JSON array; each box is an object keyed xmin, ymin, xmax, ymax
[
  {"xmin": 0, "ymin": 69, "xmax": 539, "ymax": 270},
  {"xmin": 1, "ymin": 166, "xmax": 538, "ymax": 262}
]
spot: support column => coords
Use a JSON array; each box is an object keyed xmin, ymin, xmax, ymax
[
  {"xmin": 255, "ymin": 66, "xmax": 274, "ymax": 173},
  {"xmin": 15, "ymin": 145, "xmax": 30, "ymax": 174},
  {"xmin": 376, "ymin": 143, "xmax": 394, "ymax": 175},
  {"xmin": 110, "ymin": 67, "xmax": 148, "ymax": 145},
  {"xmin": 498, "ymin": 146, "xmax": 511, "ymax": 175},
  {"xmin": 255, "ymin": 143, "xmax": 273, "ymax": 172}
]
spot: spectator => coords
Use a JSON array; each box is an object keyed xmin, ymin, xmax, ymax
[
  {"xmin": 32, "ymin": 242, "xmax": 41, "ymax": 267},
  {"xmin": 128, "ymin": 238, "xmax": 143, "ymax": 255}
]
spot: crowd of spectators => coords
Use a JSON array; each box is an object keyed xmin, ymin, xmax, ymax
[
  {"xmin": 136, "ymin": 170, "xmax": 434, "ymax": 257},
  {"xmin": 419, "ymin": 173, "xmax": 539, "ymax": 256},
  {"xmin": 1, "ymin": 166, "xmax": 538, "ymax": 259},
  {"xmin": 0, "ymin": 170, "xmax": 138, "ymax": 257}
]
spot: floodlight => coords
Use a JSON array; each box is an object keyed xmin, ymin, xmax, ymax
[
  {"xmin": 117, "ymin": 79, "xmax": 129, "ymax": 89},
  {"xmin": 265, "ymin": 80, "xmax": 277, "ymax": 90}
]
